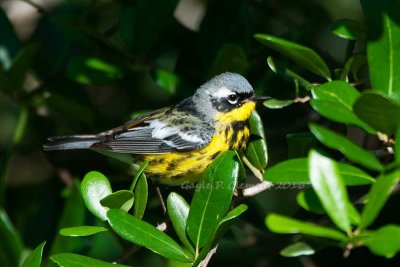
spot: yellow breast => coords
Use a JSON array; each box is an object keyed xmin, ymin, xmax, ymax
[{"xmin": 143, "ymin": 102, "xmax": 255, "ymax": 185}]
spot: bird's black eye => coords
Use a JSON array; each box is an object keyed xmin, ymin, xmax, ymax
[{"xmin": 227, "ymin": 93, "xmax": 239, "ymax": 104}]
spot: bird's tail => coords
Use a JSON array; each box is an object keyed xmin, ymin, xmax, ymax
[{"xmin": 43, "ymin": 135, "xmax": 102, "ymax": 151}]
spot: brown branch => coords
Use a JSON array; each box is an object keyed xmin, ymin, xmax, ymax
[{"xmin": 198, "ymin": 245, "xmax": 218, "ymax": 267}]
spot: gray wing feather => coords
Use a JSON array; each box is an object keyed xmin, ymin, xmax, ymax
[{"xmin": 99, "ymin": 115, "xmax": 214, "ymax": 154}]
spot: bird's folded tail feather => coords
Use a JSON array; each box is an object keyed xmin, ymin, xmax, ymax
[{"xmin": 43, "ymin": 135, "xmax": 101, "ymax": 151}]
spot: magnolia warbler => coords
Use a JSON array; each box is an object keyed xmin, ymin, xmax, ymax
[{"xmin": 44, "ymin": 72, "xmax": 269, "ymax": 185}]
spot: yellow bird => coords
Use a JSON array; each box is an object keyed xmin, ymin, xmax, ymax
[{"xmin": 44, "ymin": 72, "xmax": 269, "ymax": 185}]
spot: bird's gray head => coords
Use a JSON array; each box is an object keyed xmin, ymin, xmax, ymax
[{"xmin": 192, "ymin": 72, "xmax": 256, "ymax": 120}]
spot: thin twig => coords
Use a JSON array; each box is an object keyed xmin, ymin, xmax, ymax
[
  {"xmin": 241, "ymin": 180, "xmax": 274, "ymax": 197},
  {"xmin": 198, "ymin": 245, "xmax": 218, "ymax": 267}
]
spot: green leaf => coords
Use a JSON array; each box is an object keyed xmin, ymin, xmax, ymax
[
  {"xmin": 266, "ymin": 213, "xmax": 349, "ymax": 241},
  {"xmin": 330, "ymin": 19, "xmax": 366, "ymax": 40},
  {"xmin": 280, "ymin": 242, "xmax": 315, "ymax": 257},
  {"xmin": 167, "ymin": 193, "xmax": 195, "ymax": 254},
  {"xmin": 309, "ymin": 124, "xmax": 383, "ymax": 171},
  {"xmin": 362, "ymin": 0, "xmax": 400, "ymax": 100},
  {"xmin": 266, "ymin": 56, "xmax": 315, "ymax": 90},
  {"xmin": 360, "ymin": 225, "xmax": 400, "ymax": 258},
  {"xmin": 353, "ymin": 92, "xmax": 400, "ymax": 135},
  {"xmin": 255, "ymin": 34, "xmax": 331, "ymax": 80},
  {"xmin": 50, "ymin": 253, "xmax": 129, "ymax": 267},
  {"xmin": 311, "ymin": 81, "xmax": 375, "ymax": 132},
  {"xmin": 396, "ymin": 127, "xmax": 400, "ymax": 165},
  {"xmin": 21, "ymin": 242, "xmax": 46, "ymax": 267},
  {"xmin": 130, "ymin": 160, "xmax": 148, "ymax": 191},
  {"xmin": 81, "ymin": 171, "xmax": 112, "ymax": 221},
  {"xmin": 297, "ymin": 189, "xmax": 325, "ymax": 214},
  {"xmin": 100, "ymin": 190, "xmax": 134, "ymax": 212},
  {"xmin": 133, "ymin": 173, "xmax": 148, "ymax": 219},
  {"xmin": 359, "ymin": 171, "xmax": 400, "ymax": 229},
  {"xmin": 187, "ymin": 151, "xmax": 239, "ymax": 249},
  {"xmin": 211, "ymin": 43, "xmax": 249, "ymax": 76},
  {"xmin": 297, "ymin": 189, "xmax": 361, "ymax": 225},
  {"xmin": 66, "ymin": 55, "xmax": 124, "ymax": 85},
  {"xmin": 309, "ymin": 150, "xmax": 352, "ymax": 233},
  {"xmin": 107, "ymin": 209, "xmax": 193, "ymax": 263},
  {"xmin": 286, "ymin": 132, "xmax": 318, "ymax": 158},
  {"xmin": 0, "ymin": 208, "xmax": 24, "ymax": 267},
  {"xmin": 245, "ymin": 111, "xmax": 268, "ymax": 169},
  {"xmin": 264, "ymin": 158, "xmax": 375, "ymax": 186},
  {"xmin": 193, "ymin": 204, "xmax": 248, "ymax": 266},
  {"xmin": 59, "ymin": 226, "xmax": 108, "ymax": 237},
  {"xmin": 263, "ymin": 98, "xmax": 294, "ymax": 109},
  {"xmin": 214, "ymin": 204, "xmax": 248, "ymax": 240}
]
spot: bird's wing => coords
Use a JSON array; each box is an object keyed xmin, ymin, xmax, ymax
[{"xmin": 92, "ymin": 107, "xmax": 214, "ymax": 154}]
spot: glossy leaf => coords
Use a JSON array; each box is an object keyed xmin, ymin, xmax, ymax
[
  {"xmin": 286, "ymin": 132, "xmax": 318, "ymax": 158},
  {"xmin": 309, "ymin": 150, "xmax": 352, "ymax": 233},
  {"xmin": 330, "ymin": 19, "xmax": 366, "ymax": 40},
  {"xmin": 107, "ymin": 209, "xmax": 193, "ymax": 263},
  {"xmin": 130, "ymin": 160, "xmax": 148, "ymax": 191},
  {"xmin": 50, "ymin": 253, "xmax": 128, "ymax": 267},
  {"xmin": 167, "ymin": 193, "xmax": 194, "ymax": 254},
  {"xmin": 211, "ymin": 43, "xmax": 249, "ymax": 76},
  {"xmin": 81, "ymin": 171, "xmax": 112, "ymax": 221},
  {"xmin": 0, "ymin": 208, "xmax": 24, "ymax": 267},
  {"xmin": 309, "ymin": 124, "xmax": 383, "ymax": 171},
  {"xmin": 214, "ymin": 204, "xmax": 248, "ymax": 240},
  {"xmin": 266, "ymin": 213, "xmax": 348, "ymax": 241},
  {"xmin": 361, "ymin": 225, "xmax": 400, "ymax": 258},
  {"xmin": 297, "ymin": 189, "xmax": 361, "ymax": 225},
  {"xmin": 245, "ymin": 111, "xmax": 268, "ymax": 169},
  {"xmin": 194, "ymin": 204, "xmax": 248, "ymax": 266},
  {"xmin": 187, "ymin": 151, "xmax": 239, "ymax": 249},
  {"xmin": 359, "ymin": 171, "xmax": 400, "ymax": 229},
  {"xmin": 100, "ymin": 190, "xmax": 134, "ymax": 212},
  {"xmin": 21, "ymin": 241, "xmax": 46, "ymax": 267},
  {"xmin": 362, "ymin": 0, "xmax": 400, "ymax": 100},
  {"xmin": 264, "ymin": 158, "xmax": 375, "ymax": 185},
  {"xmin": 59, "ymin": 226, "xmax": 108, "ymax": 237},
  {"xmin": 311, "ymin": 81, "xmax": 374, "ymax": 132},
  {"xmin": 255, "ymin": 34, "xmax": 331, "ymax": 80},
  {"xmin": 133, "ymin": 173, "xmax": 148, "ymax": 219},
  {"xmin": 266, "ymin": 56, "xmax": 315, "ymax": 90},
  {"xmin": 66, "ymin": 55, "xmax": 124, "ymax": 85},
  {"xmin": 263, "ymin": 98, "xmax": 294, "ymax": 109},
  {"xmin": 353, "ymin": 92, "xmax": 400, "ymax": 135},
  {"xmin": 280, "ymin": 242, "xmax": 315, "ymax": 257}
]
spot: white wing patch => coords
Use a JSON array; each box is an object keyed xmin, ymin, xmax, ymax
[{"xmin": 150, "ymin": 120, "xmax": 203, "ymax": 144}]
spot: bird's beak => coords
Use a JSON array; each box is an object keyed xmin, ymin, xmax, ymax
[{"xmin": 250, "ymin": 95, "xmax": 271, "ymax": 102}]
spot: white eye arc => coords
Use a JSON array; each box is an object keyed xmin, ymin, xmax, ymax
[{"xmin": 227, "ymin": 93, "xmax": 239, "ymax": 104}]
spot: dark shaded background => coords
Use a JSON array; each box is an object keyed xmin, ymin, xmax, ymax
[{"xmin": 1, "ymin": 0, "xmax": 398, "ymax": 266}]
